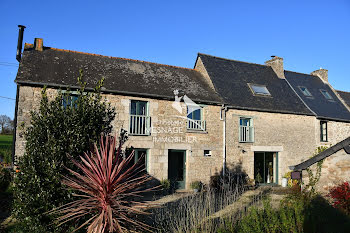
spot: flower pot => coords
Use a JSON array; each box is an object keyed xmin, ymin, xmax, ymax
[{"xmin": 282, "ymin": 178, "xmax": 288, "ymax": 187}]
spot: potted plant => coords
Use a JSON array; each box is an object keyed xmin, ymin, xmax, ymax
[
  {"xmin": 282, "ymin": 172, "xmax": 290, "ymax": 187},
  {"xmin": 190, "ymin": 181, "xmax": 202, "ymax": 193},
  {"xmin": 255, "ymin": 173, "xmax": 263, "ymax": 185}
]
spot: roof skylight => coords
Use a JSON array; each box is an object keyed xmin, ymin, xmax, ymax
[
  {"xmin": 298, "ymin": 86, "xmax": 312, "ymax": 97},
  {"xmin": 320, "ymin": 89, "xmax": 333, "ymax": 100},
  {"xmin": 249, "ymin": 84, "xmax": 271, "ymax": 96}
]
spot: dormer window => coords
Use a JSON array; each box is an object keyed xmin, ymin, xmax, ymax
[
  {"xmin": 249, "ymin": 84, "xmax": 271, "ymax": 96},
  {"xmin": 298, "ymin": 86, "xmax": 312, "ymax": 97},
  {"xmin": 320, "ymin": 89, "xmax": 333, "ymax": 100}
]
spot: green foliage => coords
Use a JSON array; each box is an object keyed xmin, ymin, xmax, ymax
[
  {"xmin": 190, "ymin": 180, "xmax": 203, "ymax": 190},
  {"xmin": 12, "ymin": 70, "xmax": 115, "ymax": 233},
  {"xmin": 0, "ymin": 165, "xmax": 12, "ymax": 191},
  {"xmin": 303, "ymin": 146, "xmax": 328, "ymax": 197},
  {"xmin": 255, "ymin": 173, "xmax": 262, "ymax": 184},
  {"xmin": 160, "ymin": 179, "xmax": 171, "ymax": 190},
  {"xmin": 234, "ymin": 197, "xmax": 304, "ymax": 233},
  {"xmin": 0, "ymin": 134, "xmax": 12, "ymax": 164}
]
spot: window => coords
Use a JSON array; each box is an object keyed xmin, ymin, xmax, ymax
[
  {"xmin": 298, "ymin": 86, "xmax": 312, "ymax": 97},
  {"xmin": 129, "ymin": 100, "xmax": 151, "ymax": 135},
  {"xmin": 320, "ymin": 89, "xmax": 333, "ymax": 100},
  {"xmin": 320, "ymin": 121, "xmax": 328, "ymax": 142},
  {"xmin": 62, "ymin": 94, "xmax": 79, "ymax": 108},
  {"xmin": 204, "ymin": 150, "xmax": 211, "ymax": 157},
  {"xmin": 249, "ymin": 84, "xmax": 271, "ymax": 96},
  {"xmin": 239, "ymin": 117, "xmax": 254, "ymax": 142},
  {"xmin": 125, "ymin": 148, "xmax": 149, "ymax": 172},
  {"xmin": 130, "ymin": 100, "xmax": 148, "ymax": 115},
  {"xmin": 187, "ymin": 106, "xmax": 206, "ymax": 131}
]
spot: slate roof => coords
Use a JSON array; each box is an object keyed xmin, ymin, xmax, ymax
[
  {"xmin": 196, "ymin": 53, "xmax": 313, "ymax": 115},
  {"xmin": 285, "ymin": 71, "xmax": 350, "ymax": 122},
  {"xmin": 337, "ymin": 90, "xmax": 350, "ymax": 109},
  {"xmin": 15, "ymin": 44, "xmax": 222, "ymax": 104},
  {"xmin": 291, "ymin": 136, "xmax": 350, "ymax": 171}
]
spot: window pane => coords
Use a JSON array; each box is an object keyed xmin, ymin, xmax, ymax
[
  {"xmin": 320, "ymin": 90, "xmax": 333, "ymax": 100},
  {"xmin": 130, "ymin": 100, "xmax": 148, "ymax": 115},
  {"xmin": 250, "ymin": 84, "xmax": 270, "ymax": 95},
  {"xmin": 299, "ymin": 86, "xmax": 312, "ymax": 97},
  {"xmin": 240, "ymin": 118, "xmax": 250, "ymax": 126},
  {"xmin": 187, "ymin": 106, "xmax": 201, "ymax": 120}
]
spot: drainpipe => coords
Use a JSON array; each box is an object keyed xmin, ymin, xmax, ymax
[{"xmin": 221, "ymin": 105, "xmax": 228, "ymax": 176}]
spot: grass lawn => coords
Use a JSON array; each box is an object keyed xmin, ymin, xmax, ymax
[{"xmin": 0, "ymin": 135, "xmax": 13, "ymax": 163}]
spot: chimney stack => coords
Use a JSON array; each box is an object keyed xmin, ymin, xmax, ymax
[
  {"xmin": 311, "ymin": 68, "xmax": 328, "ymax": 83},
  {"xmin": 16, "ymin": 25, "xmax": 26, "ymax": 62},
  {"xmin": 34, "ymin": 38, "xmax": 43, "ymax": 51},
  {"xmin": 265, "ymin": 56, "xmax": 285, "ymax": 79}
]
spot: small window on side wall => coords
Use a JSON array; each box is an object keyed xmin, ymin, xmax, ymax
[{"xmin": 320, "ymin": 121, "xmax": 328, "ymax": 142}]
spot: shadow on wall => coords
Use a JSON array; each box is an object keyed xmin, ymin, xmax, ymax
[{"xmin": 210, "ymin": 162, "xmax": 249, "ymax": 192}]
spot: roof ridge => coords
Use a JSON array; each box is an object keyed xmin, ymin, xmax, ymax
[
  {"xmin": 24, "ymin": 43, "xmax": 196, "ymax": 71},
  {"xmin": 284, "ymin": 69, "xmax": 316, "ymax": 77},
  {"xmin": 197, "ymin": 52, "xmax": 268, "ymax": 68},
  {"xmin": 337, "ymin": 90, "xmax": 350, "ymax": 94}
]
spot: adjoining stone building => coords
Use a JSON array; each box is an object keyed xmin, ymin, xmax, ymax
[{"xmin": 13, "ymin": 37, "xmax": 350, "ymax": 189}]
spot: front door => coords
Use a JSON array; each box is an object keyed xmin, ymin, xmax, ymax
[{"xmin": 168, "ymin": 150, "xmax": 186, "ymax": 189}]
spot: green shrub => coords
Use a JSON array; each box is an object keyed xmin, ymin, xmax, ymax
[
  {"xmin": 0, "ymin": 165, "xmax": 12, "ymax": 191},
  {"xmin": 190, "ymin": 180, "xmax": 203, "ymax": 190},
  {"xmin": 13, "ymin": 71, "xmax": 115, "ymax": 233},
  {"xmin": 235, "ymin": 197, "xmax": 304, "ymax": 233},
  {"xmin": 160, "ymin": 179, "xmax": 171, "ymax": 190}
]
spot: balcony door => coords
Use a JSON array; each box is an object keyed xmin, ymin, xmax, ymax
[{"xmin": 130, "ymin": 100, "xmax": 150, "ymax": 135}]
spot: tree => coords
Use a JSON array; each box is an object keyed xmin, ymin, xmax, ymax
[
  {"xmin": 13, "ymin": 70, "xmax": 116, "ymax": 233},
  {"xmin": 0, "ymin": 115, "xmax": 11, "ymax": 134}
]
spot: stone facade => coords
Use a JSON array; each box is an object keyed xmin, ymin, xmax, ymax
[
  {"xmin": 14, "ymin": 85, "xmax": 350, "ymax": 189},
  {"xmin": 302, "ymin": 148, "xmax": 350, "ymax": 194}
]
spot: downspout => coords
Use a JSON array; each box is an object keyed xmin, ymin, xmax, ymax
[
  {"xmin": 221, "ymin": 105, "xmax": 228, "ymax": 176},
  {"xmin": 12, "ymin": 85, "xmax": 20, "ymax": 167}
]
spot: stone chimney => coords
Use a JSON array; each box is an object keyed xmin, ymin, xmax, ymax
[
  {"xmin": 34, "ymin": 38, "xmax": 43, "ymax": 51},
  {"xmin": 265, "ymin": 56, "xmax": 285, "ymax": 79},
  {"xmin": 311, "ymin": 68, "xmax": 328, "ymax": 83}
]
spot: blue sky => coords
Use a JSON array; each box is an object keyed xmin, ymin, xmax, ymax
[{"xmin": 1, "ymin": 0, "xmax": 349, "ymax": 118}]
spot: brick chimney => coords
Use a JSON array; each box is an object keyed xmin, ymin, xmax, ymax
[
  {"xmin": 265, "ymin": 56, "xmax": 285, "ymax": 79},
  {"xmin": 34, "ymin": 38, "xmax": 43, "ymax": 51},
  {"xmin": 311, "ymin": 68, "xmax": 328, "ymax": 83}
]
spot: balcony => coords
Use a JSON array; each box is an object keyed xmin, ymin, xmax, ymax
[
  {"xmin": 187, "ymin": 119, "xmax": 206, "ymax": 131},
  {"xmin": 129, "ymin": 115, "xmax": 151, "ymax": 136},
  {"xmin": 239, "ymin": 126, "xmax": 254, "ymax": 142}
]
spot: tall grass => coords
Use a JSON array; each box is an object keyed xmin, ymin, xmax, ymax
[{"xmin": 152, "ymin": 173, "xmax": 262, "ymax": 233}]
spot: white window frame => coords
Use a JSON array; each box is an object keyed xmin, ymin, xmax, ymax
[{"xmin": 239, "ymin": 117, "xmax": 254, "ymax": 143}]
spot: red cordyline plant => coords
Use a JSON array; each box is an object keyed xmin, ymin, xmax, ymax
[
  {"xmin": 328, "ymin": 181, "xmax": 350, "ymax": 215},
  {"xmin": 49, "ymin": 135, "xmax": 154, "ymax": 233}
]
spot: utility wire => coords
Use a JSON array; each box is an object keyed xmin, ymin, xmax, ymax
[{"xmin": 0, "ymin": 96, "xmax": 15, "ymax": 100}]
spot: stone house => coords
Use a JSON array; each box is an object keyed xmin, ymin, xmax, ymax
[
  {"xmin": 13, "ymin": 37, "xmax": 350, "ymax": 189},
  {"xmin": 292, "ymin": 137, "xmax": 350, "ymax": 193}
]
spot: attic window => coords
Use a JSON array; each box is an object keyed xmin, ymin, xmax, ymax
[
  {"xmin": 249, "ymin": 84, "xmax": 271, "ymax": 96},
  {"xmin": 298, "ymin": 86, "xmax": 312, "ymax": 97},
  {"xmin": 320, "ymin": 89, "xmax": 333, "ymax": 100}
]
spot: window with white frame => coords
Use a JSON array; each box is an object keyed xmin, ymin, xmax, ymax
[
  {"xmin": 187, "ymin": 105, "xmax": 206, "ymax": 131},
  {"xmin": 320, "ymin": 121, "xmax": 328, "ymax": 142},
  {"xmin": 239, "ymin": 117, "xmax": 254, "ymax": 142},
  {"xmin": 129, "ymin": 100, "xmax": 151, "ymax": 135}
]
